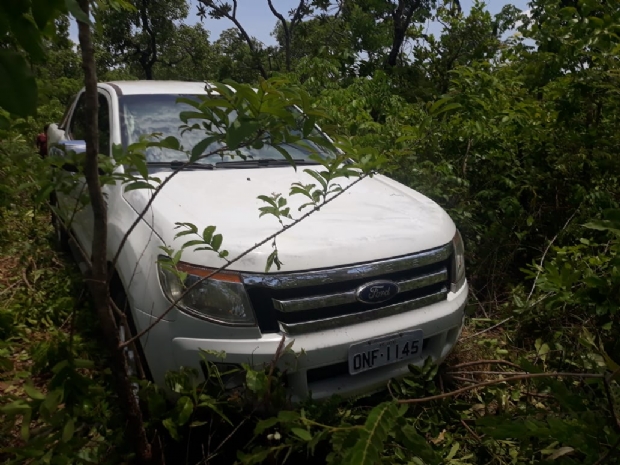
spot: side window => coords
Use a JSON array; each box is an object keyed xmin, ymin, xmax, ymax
[
  {"xmin": 67, "ymin": 92, "xmax": 112, "ymax": 156},
  {"xmin": 98, "ymin": 93, "xmax": 111, "ymax": 156},
  {"xmin": 68, "ymin": 93, "xmax": 87, "ymax": 141},
  {"xmin": 59, "ymin": 95, "xmax": 76, "ymax": 130}
]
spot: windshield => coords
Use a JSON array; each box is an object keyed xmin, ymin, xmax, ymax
[{"xmin": 118, "ymin": 94, "xmax": 336, "ymax": 164}]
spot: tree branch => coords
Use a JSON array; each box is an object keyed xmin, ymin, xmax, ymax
[
  {"xmin": 138, "ymin": 0, "xmax": 157, "ymax": 79},
  {"xmin": 526, "ymin": 208, "xmax": 579, "ymax": 302},
  {"xmin": 461, "ymin": 317, "xmax": 513, "ymax": 341},
  {"xmin": 448, "ymin": 359, "xmax": 524, "ymax": 371},
  {"xmin": 593, "ymin": 435, "xmax": 620, "ymax": 465},
  {"xmin": 397, "ymin": 372, "xmax": 605, "ymax": 404},
  {"xmin": 387, "ymin": 0, "xmax": 421, "ymax": 68},
  {"xmin": 267, "ymin": 0, "xmax": 292, "ymax": 71},
  {"xmin": 198, "ymin": 0, "xmax": 267, "ymax": 78}
]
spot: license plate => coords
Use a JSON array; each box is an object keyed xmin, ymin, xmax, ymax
[{"xmin": 348, "ymin": 330, "xmax": 424, "ymax": 375}]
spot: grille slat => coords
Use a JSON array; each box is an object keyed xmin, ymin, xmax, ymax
[{"xmin": 280, "ymin": 290, "xmax": 448, "ymax": 335}]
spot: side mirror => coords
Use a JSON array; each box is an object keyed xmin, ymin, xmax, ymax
[
  {"xmin": 50, "ymin": 140, "xmax": 106, "ymax": 175},
  {"xmin": 49, "ymin": 140, "xmax": 86, "ymax": 173},
  {"xmin": 62, "ymin": 140, "xmax": 87, "ymax": 155}
]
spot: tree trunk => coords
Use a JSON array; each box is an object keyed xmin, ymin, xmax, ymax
[
  {"xmin": 139, "ymin": 0, "xmax": 157, "ymax": 80},
  {"xmin": 145, "ymin": 63, "xmax": 154, "ymax": 80},
  {"xmin": 386, "ymin": 0, "xmax": 420, "ymax": 68},
  {"xmin": 76, "ymin": 1, "xmax": 156, "ymax": 464},
  {"xmin": 387, "ymin": 24, "xmax": 407, "ymax": 67}
]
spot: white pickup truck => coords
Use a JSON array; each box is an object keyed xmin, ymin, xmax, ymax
[{"xmin": 48, "ymin": 81, "xmax": 468, "ymax": 400}]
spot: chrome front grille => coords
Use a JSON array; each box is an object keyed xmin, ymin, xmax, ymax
[
  {"xmin": 241, "ymin": 243, "xmax": 453, "ymax": 335},
  {"xmin": 272, "ymin": 269, "xmax": 448, "ymax": 313}
]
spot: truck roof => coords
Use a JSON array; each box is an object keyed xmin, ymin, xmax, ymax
[{"xmin": 103, "ymin": 80, "xmax": 210, "ymax": 96}]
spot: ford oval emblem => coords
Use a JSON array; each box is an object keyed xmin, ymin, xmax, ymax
[{"xmin": 356, "ymin": 280, "xmax": 400, "ymax": 304}]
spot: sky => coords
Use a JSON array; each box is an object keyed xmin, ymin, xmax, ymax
[{"xmin": 70, "ymin": 0, "xmax": 531, "ymax": 46}]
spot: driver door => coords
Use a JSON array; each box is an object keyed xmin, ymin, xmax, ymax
[{"xmin": 62, "ymin": 90, "xmax": 113, "ymax": 255}]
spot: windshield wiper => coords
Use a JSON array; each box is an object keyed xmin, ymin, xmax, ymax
[
  {"xmin": 215, "ymin": 158, "xmax": 321, "ymax": 169},
  {"xmin": 148, "ymin": 161, "xmax": 215, "ymax": 170}
]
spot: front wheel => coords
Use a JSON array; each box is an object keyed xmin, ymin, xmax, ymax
[{"xmin": 110, "ymin": 280, "xmax": 152, "ymax": 389}]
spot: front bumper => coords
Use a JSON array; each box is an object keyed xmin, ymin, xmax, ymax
[{"xmin": 164, "ymin": 281, "xmax": 467, "ymax": 400}]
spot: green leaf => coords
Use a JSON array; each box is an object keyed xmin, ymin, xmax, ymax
[
  {"xmin": 62, "ymin": 418, "xmax": 75, "ymax": 442},
  {"xmin": 175, "ymin": 229, "xmax": 198, "ymax": 239},
  {"xmin": 0, "ymin": 113, "xmax": 10, "ymax": 130},
  {"xmin": 179, "ymin": 111, "xmax": 207, "ymax": 123},
  {"xmin": 237, "ymin": 448, "xmax": 270, "ymax": 465},
  {"xmin": 257, "ymin": 195, "xmax": 277, "ymax": 207},
  {"xmin": 24, "ymin": 383, "xmax": 45, "ymax": 400},
  {"xmin": 175, "ymin": 222, "xmax": 198, "ymax": 232},
  {"xmin": 211, "ymin": 234, "xmax": 223, "ymax": 251},
  {"xmin": 190, "ymin": 420, "xmax": 208, "ymax": 427},
  {"xmin": 0, "ymin": 51, "xmax": 37, "ymax": 117},
  {"xmin": 191, "ymin": 135, "xmax": 220, "ymax": 161},
  {"xmin": 303, "ymin": 117, "xmax": 316, "ymax": 138},
  {"xmin": 436, "ymin": 102, "xmax": 461, "ymax": 117},
  {"xmin": 20, "ymin": 408, "xmax": 32, "ymax": 441},
  {"xmin": 291, "ymin": 428, "xmax": 312, "ymax": 441},
  {"xmin": 181, "ymin": 240, "xmax": 208, "ymax": 249},
  {"xmin": 202, "ymin": 226, "xmax": 216, "ymax": 243},
  {"xmin": 73, "ymin": 358, "xmax": 95, "ymax": 369},
  {"xmin": 176, "ymin": 96, "xmax": 203, "ymax": 109},
  {"xmin": 547, "ymin": 446, "xmax": 574, "ymax": 461},
  {"xmin": 397, "ymin": 424, "xmax": 440, "ymax": 465},
  {"xmin": 304, "ymin": 169, "xmax": 328, "ymax": 191},
  {"xmin": 559, "ymin": 7, "xmax": 578, "ymax": 16},
  {"xmin": 428, "ymin": 97, "xmax": 453, "ymax": 116},
  {"xmin": 32, "ymin": 0, "xmax": 64, "ymax": 30},
  {"xmin": 346, "ymin": 402, "xmax": 398, "ymax": 465},
  {"xmin": 124, "ymin": 181, "xmax": 155, "ymax": 192},
  {"xmin": 159, "ymin": 136, "xmax": 180, "ymax": 151},
  {"xmin": 0, "ymin": 400, "xmax": 31, "ymax": 414},
  {"xmin": 65, "ymin": 0, "xmax": 91, "ymax": 24},
  {"xmin": 226, "ymin": 120, "xmax": 260, "ymax": 150},
  {"xmin": 278, "ymin": 410, "xmax": 300, "ymax": 422},
  {"xmin": 446, "ymin": 442, "xmax": 460, "ymax": 460},
  {"xmin": 9, "ymin": 15, "xmax": 45, "ymax": 61},
  {"xmin": 259, "ymin": 206, "xmax": 278, "ymax": 218},
  {"xmin": 246, "ymin": 369, "xmax": 267, "ymax": 394},
  {"xmin": 265, "ymin": 249, "xmax": 282, "ymax": 272},
  {"xmin": 176, "ymin": 396, "xmax": 194, "ymax": 425},
  {"xmin": 254, "ymin": 417, "xmax": 280, "ymax": 434},
  {"xmin": 601, "ymin": 348, "xmax": 620, "ymax": 373},
  {"xmin": 163, "ymin": 417, "xmax": 179, "ymax": 441}
]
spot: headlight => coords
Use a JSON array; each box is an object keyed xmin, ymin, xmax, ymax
[
  {"xmin": 451, "ymin": 230, "xmax": 466, "ymax": 292},
  {"xmin": 158, "ymin": 257, "xmax": 256, "ymax": 326}
]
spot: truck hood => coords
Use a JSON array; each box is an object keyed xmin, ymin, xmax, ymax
[{"xmin": 123, "ymin": 167, "xmax": 455, "ymax": 273}]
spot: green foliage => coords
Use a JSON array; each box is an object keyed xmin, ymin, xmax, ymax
[
  {"xmin": 0, "ymin": 0, "xmax": 93, "ymax": 123},
  {"xmin": 0, "ymin": 141, "xmax": 127, "ymax": 464},
  {"xmin": 2, "ymin": 0, "xmax": 620, "ymax": 464},
  {"xmin": 518, "ymin": 208, "xmax": 620, "ymax": 372},
  {"xmin": 0, "ymin": 51, "xmax": 38, "ymax": 118},
  {"xmin": 94, "ymin": 0, "xmax": 190, "ymax": 79}
]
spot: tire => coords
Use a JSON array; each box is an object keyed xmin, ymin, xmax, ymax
[{"xmin": 110, "ymin": 278, "xmax": 153, "ymax": 385}]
